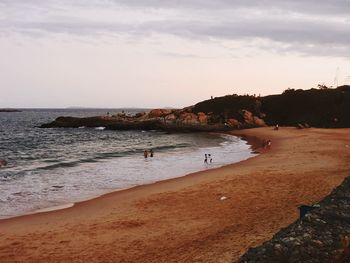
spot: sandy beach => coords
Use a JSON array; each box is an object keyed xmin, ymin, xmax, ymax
[{"xmin": 1, "ymin": 127, "xmax": 350, "ymax": 263}]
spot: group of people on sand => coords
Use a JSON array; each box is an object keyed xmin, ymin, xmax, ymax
[
  {"xmin": 144, "ymin": 149, "xmax": 154, "ymax": 158},
  {"xmin": 204, "ymin": 154, "xmax": 212, "ymax": 164}
]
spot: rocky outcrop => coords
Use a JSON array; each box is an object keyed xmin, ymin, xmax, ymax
[
  {"xmin": 179, "ymin": 112, "xmax": 200, "ymax": 124},
  {"xmin": 223, "ymin": 110, "xmax": 266, "ymax": 129},
  {"xmin": 40, "ymin": 106, "xmax": 266, "ymax": 132},
  {"xmin": 241, "ymin": 110, "xmax": 266, "ymax": 127},
  {"xmin": 236, "ymin": 176, "xmax": 350, "ymax": 263}
]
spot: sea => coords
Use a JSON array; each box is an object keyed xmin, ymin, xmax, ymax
[{"xmin": 0, "ymin": 109, "xmax": 256, "ymax": 219}]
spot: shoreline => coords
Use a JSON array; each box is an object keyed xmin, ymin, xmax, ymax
[
  {"xmin": 33, "ymin": 203, "xmax": 75, "ymax": 214},
  {"xmin": 1, "ymin": 127, "xmax": 349, "ymax": 262},
  {"xmin": 1, "ymin": 132, "xmax": 256, "ymax": 220}
]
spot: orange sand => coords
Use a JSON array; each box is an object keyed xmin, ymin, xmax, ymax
[{"xmin": 1, "ymin": 127, "xmax": 350, "ymax": 263}]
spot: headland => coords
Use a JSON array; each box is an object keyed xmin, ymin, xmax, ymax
[{"xmin": 40, "ymin": 85, "xmax": 350, "ymax": 132}]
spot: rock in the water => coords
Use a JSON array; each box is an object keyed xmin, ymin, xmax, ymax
[{"xmin": 0, "ymin": 159, "xmax": 7, "ymax": 167}]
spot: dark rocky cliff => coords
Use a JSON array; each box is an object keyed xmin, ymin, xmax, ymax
[
  {"xmin": 194, "ymin": 85, "xmax": 350, "ymax": 128},
  {"xmin": 236, "ymin": 177, "xmax": 350, "ymax": 263}
]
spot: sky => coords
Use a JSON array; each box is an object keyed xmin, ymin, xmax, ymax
[{"xmin": 1, "ymin": 0, "xmax": 350, "ymax": 108}]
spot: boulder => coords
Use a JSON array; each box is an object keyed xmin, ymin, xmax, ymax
[
  {"xmin": 239, "ymin": 110, "xmax": 266, "ymax": 127},
  {"xmin": 179, "ymin": 112, "xmax": 199, "ymax": 124},
  {"xmin": 116, "ymin": 112, "xmax": 126, "ymax": 118},
  {"xmin": 227, "ymin": 118, "xmax": 241, "ymax": 128},
  {"xmin": 197, "ymin": 112, "xmax": 208, "ymax": 124},
  {"xmin": 148, "ymin": 109, "xmax": 173, "ymax": 118},
  {"xmin": 134, "ymin": 112, "xmax": 146, "ymax": 118},
  {"xmin": 165, "ymin": 113, "xmax": 176, "ymax": 121},
  {"xmin": 0, "ymin": 159, "xmax": 7, "ymax": 168},
  {"xmin": 242, "ymin": 110, "xmax": 255, "ymax": 125},
  {"xmin": 253, "ymin": 116, "xmax": 266, "ymax": 127}
]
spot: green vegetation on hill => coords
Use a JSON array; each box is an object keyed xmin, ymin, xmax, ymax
[{"xmin": 193, "ymin": 85, "xmax": 350, "ymax": 128}]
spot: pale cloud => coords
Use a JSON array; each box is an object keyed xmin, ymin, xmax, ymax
[
  {"xmin": 1, "ymin": 1, "xmax": 350, "ymax": 108},
  {"xmin": 111, "ymin": 0, "xmax": 350, "ymax": 14},
  {"xmin": 1, "ymin": 1, "xmax": 350, "ymax": 57}
]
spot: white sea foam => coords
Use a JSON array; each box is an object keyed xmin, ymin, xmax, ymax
[{"xmin": 0, "ymin": 134, "xmax": 256, "ymax": 219}]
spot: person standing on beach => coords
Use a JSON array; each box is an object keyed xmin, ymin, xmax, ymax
[
  {"xmin": 267, "ymin": 140, "xmax": 272, "ymax": 149},
  {"xmin": 204, "ymin": 154, "xmax": 208, "ymax": 164},
  {"xmin": 150, "ymin": 149, "xmax": 154, "ymax": 157},
  {"xmin": 208, "ymin": 154, "xmax": 212, "ymax": 163},
  {"xmin": 144, "ymin": 150, "xmax": 148, "ymax": 158}
]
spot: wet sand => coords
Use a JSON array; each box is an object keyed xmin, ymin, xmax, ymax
[{"xmin": 1, "ymin": 127, "xmax": 350, "ymax": 263}]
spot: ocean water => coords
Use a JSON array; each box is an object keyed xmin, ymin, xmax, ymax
[{"xmin": 0, "ymin": 109, "xmax": 256, "ymax": 219}]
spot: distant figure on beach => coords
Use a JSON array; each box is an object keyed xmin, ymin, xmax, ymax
[
  {"xmin": 274, "ymin": 124, "xmax": 279, "ymax": 130},
  {"xmin": 144, "ymin": 150, "xmax": 148, "ymax": 158},
  {"xmin": 204, "ymin": 154, "xmax": 208, "ymax": 164},
  {"xmin": 208, "ymin": 154, "xmax": 212, "ymax": 163},
  {"xmin": 267, "ymin": 140, "xmax": 272, "ymax": 149},
  {"xmin": 0, "ymin": 159, "xmax": 7, "ymax": 168},
  {"xmin": 150, "ymin": 149, "xmax": 154, "ymax": 157}
]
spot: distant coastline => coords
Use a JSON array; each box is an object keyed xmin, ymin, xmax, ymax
[{"xmin": 0, "ymin": 109, "xmax": 21, "ymax": 112}]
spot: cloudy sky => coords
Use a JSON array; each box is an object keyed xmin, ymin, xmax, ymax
[{"xmin": 1, "ymin": 0, "xmax": 350, "ymax": 108}]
